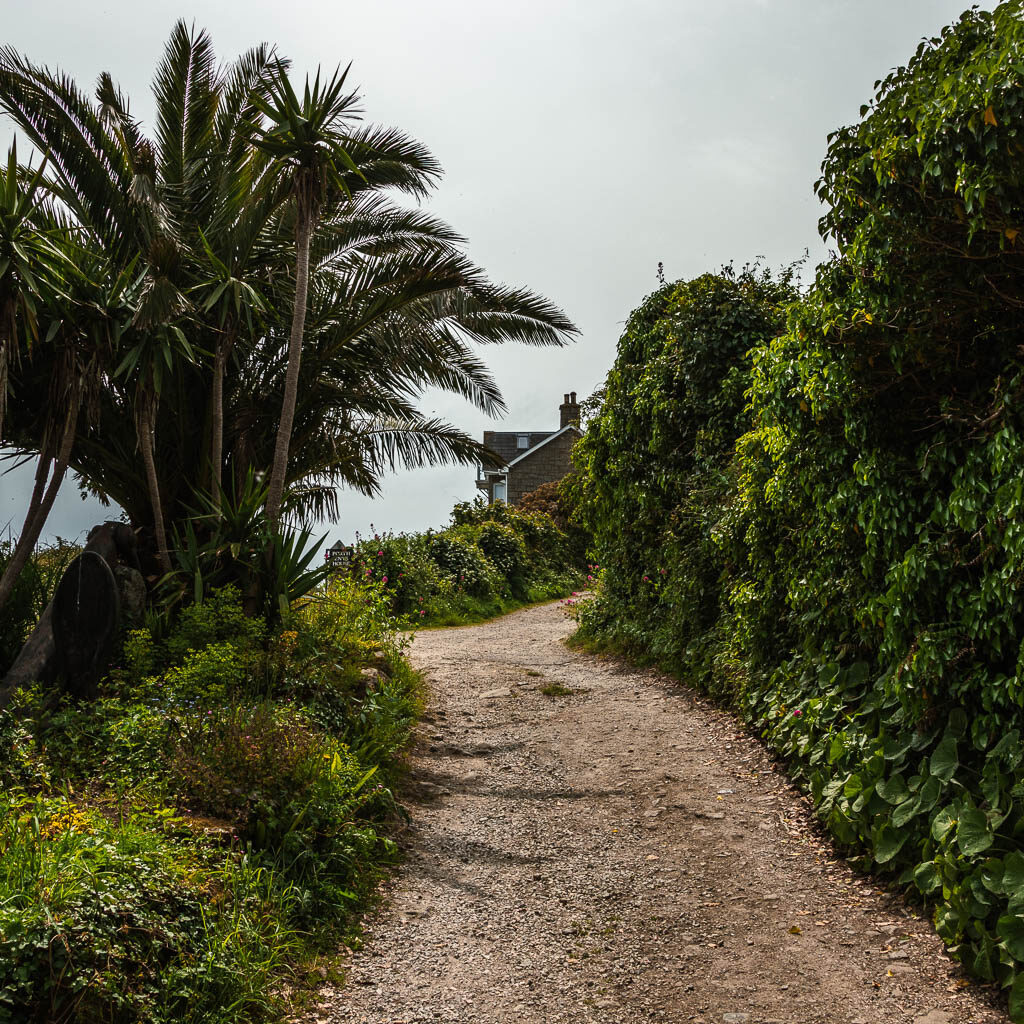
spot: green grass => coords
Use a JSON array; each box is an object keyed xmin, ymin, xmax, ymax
[{"xmin": 540, "ymin": 682, "xmax": 583, "ymax": 697}]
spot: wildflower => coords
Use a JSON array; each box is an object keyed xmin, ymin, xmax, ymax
[
  {"xmin": 643, "ymin": 575, "xmax": 650, "ymax": 582},
  {"xmin": 587, "ymin": 574, "xmax": 594, "ymax": 581},
  {"xmin": 377, "ymin": 550, "xmax": 383, "ymax": 556},
  {"xmin": 382, "ymin": 576, "xmax": 388, "ymax": 584},
  {"xmin": 793, "ymin": 709, "xmax": 803, "ymax": 717},
  {"xmin": 420, "ymin": 610, "xmax": 426, "ymax": 616}
]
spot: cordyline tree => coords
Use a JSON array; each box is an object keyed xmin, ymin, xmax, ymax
[{"xmin": 0, "ymin": 22, "xmax": 576, "ymax": 612}]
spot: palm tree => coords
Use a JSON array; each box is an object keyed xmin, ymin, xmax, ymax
[
  {"xmin": 0, "ymin": 22, "xmax": 578, "ymax": 605},
  {"xmin": 252, "ymin": 65, "xmax": 364, "ymax": 529}
]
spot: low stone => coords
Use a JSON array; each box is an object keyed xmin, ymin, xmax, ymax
[
  {"xmin": 479, "ymin": 688, "xmax": 510, "ymax": 699},
  {"xmin": 914, "ymin": 1013, "xmax": 953, "ymax": 1024}
]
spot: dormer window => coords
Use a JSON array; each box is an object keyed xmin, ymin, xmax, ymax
[{"xmin": 517, "ymin": 434, "xmax": 529, "ymax": 449}]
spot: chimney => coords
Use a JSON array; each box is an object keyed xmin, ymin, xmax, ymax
[{"xmin": 559, "ymin": 391, "xmax": 580, "ymax": 429}]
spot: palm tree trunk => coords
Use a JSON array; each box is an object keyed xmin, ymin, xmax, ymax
[
  {"xmin": 0, "ymin": 335, "xmax": 8, "ymax": 445},
  {"xmin": 210, "ymin": 321, "xmax": 235, "ymax": 511},
  {"xmin": 0, "ymin": 390, "xmax": 80, "ymax": 611},
  {"xmin": 265, "ymin": 211, "xmax": 313, "ymax": 530},
  {"xmin": 139, "ymin": 392, "xmax": 172, "ymax": 575}
]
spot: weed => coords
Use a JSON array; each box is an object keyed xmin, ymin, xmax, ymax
[{"xmin": 540, "ymin": 682, "xmax": 577, "ymax": 697}]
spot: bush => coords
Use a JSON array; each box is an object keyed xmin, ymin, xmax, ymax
[
  {"xmin": 575, "ymin": 264, "xmax": 797, "ymax": 689},
  {"xmin": 348, "ymin": 499, "xmax": 584, "ymax": 627},
  {"xmin": 426, "ymin": 533, "xmax": 495, "ymax": 597},
  {"xmin": 0, "ymin": 563, "xmax": 419, "ymax": 1021}
]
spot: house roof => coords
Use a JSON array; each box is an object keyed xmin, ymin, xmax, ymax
[
  {"xmin": 481, "ymin": 430, "xmax": 555, "ymax": 466},
  {"xmin": 504, "ymin": 424, "xmax": 581, "ymax": 470}
]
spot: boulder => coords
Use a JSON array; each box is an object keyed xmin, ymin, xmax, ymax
[{"xmin": 53, "ymin": 551, "xmax": 120, "ymax": 699}]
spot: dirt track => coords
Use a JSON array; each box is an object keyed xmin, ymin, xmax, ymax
[{"xmin": 318, "ymin": 600, "xmax": 1007, "ymax": 1024}]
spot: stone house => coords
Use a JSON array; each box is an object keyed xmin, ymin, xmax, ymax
[{"xmin": 475, "ymin": 393, "xmax": 581, "ymax": 505}]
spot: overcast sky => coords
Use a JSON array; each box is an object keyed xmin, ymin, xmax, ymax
[{"xmin": 0, "ymin": 0, "xmax": 992, "ymax": 547}]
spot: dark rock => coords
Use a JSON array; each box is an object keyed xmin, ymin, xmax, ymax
[
  {"xmin": 53, "ymin": 551, "xmax": 120, "ymax": 699},
  {"xmin": 114, "ymin": 566, "xmax": 147, "ymax": 630},
  {"xmin": 0, "ymin": 522, "xmax": 144, "ymax": 710},
  {"xmin": 85, "ymin": 521, "xmax": 141, "ymax": 571}
]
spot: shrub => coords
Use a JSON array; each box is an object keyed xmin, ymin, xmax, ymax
[
  {"xmin": 0, "ymin": 540, "xmax": 421, "ymax": 1021},
  {"xmin": 475, "ymin": 521, "xmax": 526, "ymax": 590},
  {"xmin": 425, "ymin": 533, "xmax": 495, "ymax": 598},
  {"xmin": 575, "ymin": 264, "xmax": 797, "ymax": 687}
]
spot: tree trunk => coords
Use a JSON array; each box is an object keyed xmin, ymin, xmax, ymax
[
  {"xmin": 210, "ymin": 321, "xmax": 235, "ymax": 511},
  {"xmin": 0, "ymin": 334, "xmax": 8, "ymax": 445},
  {"xmin": 264, "ymin": 211, "xmax": 313, "ymax": 530},
  {"xmin": 0, "ymin": 390, "xmax": 80, "ymax": 610},
  {"xmin": 139, "ymin": 392, "xmax": 172, "ymax": 575}
]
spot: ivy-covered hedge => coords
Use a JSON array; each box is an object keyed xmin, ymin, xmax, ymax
[
  {"xmin": 577, "ymin": 4, "xmax": 1024, "ymax": 1016},
  {"xmin": 352, "ymin": 498, "xmax": 583, "ymax": 626}
]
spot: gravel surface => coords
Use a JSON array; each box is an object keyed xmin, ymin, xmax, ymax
[{"xmin": 315, "ymin": 600, "xmax": 1008, "ymax": 1024}]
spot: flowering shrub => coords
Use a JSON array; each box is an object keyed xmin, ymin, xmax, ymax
[{"xmin": 425, "ymin": 534, "xmax": 496, "ymax": 598}]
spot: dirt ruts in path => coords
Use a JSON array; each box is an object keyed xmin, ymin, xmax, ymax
[{"xmin": 317, "ymin": 600, "xmax": 1007, "ymax": 1024}]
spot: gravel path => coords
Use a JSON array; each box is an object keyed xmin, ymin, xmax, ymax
[{"xmin": 316, "ymin": 600, "xmax": 1008, "ymax": 1024}]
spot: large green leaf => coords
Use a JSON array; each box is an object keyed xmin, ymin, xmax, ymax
[
  {"xmin": 1009, "ymin": 973, "xmax": 1024, "ymax": 1023},
  {"xmin": 998, "ymin": 912, "xmax": 1024, "ymax": 962},
  {"xmin": 1004, "ymin": 852, "xmax": 1024, "ymax": 901},
  {"xmin": 914, "ymin": 860, "xmax": 941, "ymax": 895},
  {"xmin": 957, "ymin": 808, "xmax": 994, "ymax": 856},
  {"xmin": 876, "ymin": 773, "xmax": 909, "ymax": 804},
  {"xmin": 930, "ymin": 733, "xmax": 959, "ymax": 782},
  {"xmin": 892, "ymin": 794, "xmax": 920, "ymax": 827},
  {"xmin": 872, "ymin": 822, "xmax": 909, "ymax": 864},
  {"xmin": 931, "ymin": 806, "xmax": 957, "ymax": 842}
]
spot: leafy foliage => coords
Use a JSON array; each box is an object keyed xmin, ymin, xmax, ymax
[
  {"xmin": 0, "ymin": 575, "xmax": 418, "ymax": 1022},
  {"xmin": 577, "ymin": 4, "xmax": 1024, "ymax": 1014},
  {"xmin": 350, "ymin": 498, "xmax": 583, "ymax": 626},
  {"xmin": 575, "ymin": 265, "xmax": 797, "ymax": 692}
]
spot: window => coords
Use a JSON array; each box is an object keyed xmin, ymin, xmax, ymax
[{"xmin": 517, "ymin": 434, "xmax": 529, "ymax": 449}]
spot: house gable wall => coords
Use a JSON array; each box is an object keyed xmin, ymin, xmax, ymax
[{"xmin": 507, "ymin": 429, "xmax": 578, "ymax": 505}]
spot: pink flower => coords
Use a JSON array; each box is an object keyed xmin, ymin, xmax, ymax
[
  {"xmin": 793, "ymin": 709, "xmax": 803, "ymax": 717},
  {"xmin": 377, "ymin": 550, "xmax": 383, "ymax": 556},
  {"xmin": 382, "ymin": 576, "xmax": 388, "ymax": 584},
  {"xmin": 420, "ymin": 610, "xmax": 426, "ymax": 616}
]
